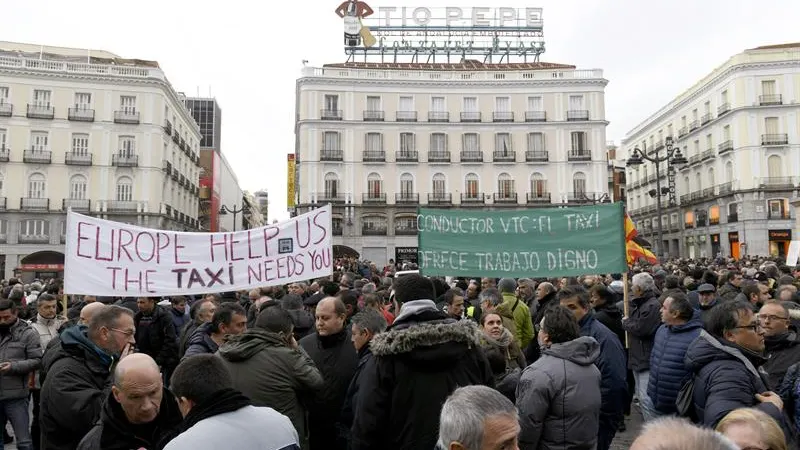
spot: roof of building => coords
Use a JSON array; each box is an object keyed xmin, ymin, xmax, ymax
[
  {"xmin": 323, "ymin": 59, "xmax": 575, "ymax": 71},
  {"xmin": 0, "ymin": 40, "xmax": 159, "ymax": 68},
  {"xmin": 748, "ymin": 42, "xmax": 800, "ymax": 51}
]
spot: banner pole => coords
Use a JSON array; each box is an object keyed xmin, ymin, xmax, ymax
[{"xmin": 623, "ymin": 271, "xmax": 630, "ymax": 348}]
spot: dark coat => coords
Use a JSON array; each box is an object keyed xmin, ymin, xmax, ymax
[
  {"xmin": 183, "ymin": 322, "xmax": 219, "ymax": 359},
  {"xmin": 40, "ymin": 325, "xmax": 115, "ymax": 450},
  {"xmin": 169, "ymin": 306, "xmax": 190, "ymax": 340},
  {"xmin": 77, "ymin": 387, "xmax": 183, "ymax": 450},
  {"xmin": 593, "ymin": 302, "xmax": 625, "ymax": 347},
  {"xmin": 579, "ymin": 312, "xmax": 628, "ymax": 426},
  {"xmin": 717, "ymin": 282, "xmax": 741, "ymax": 302},
  {"xmin": 646, "ymin": 313, "xmax": 703, "ymax": 414},
  {"xmin": 532, "ymin": 291, "xmax": 558, "ymax": 334},
  {"xmin": 496, "ymin": 367, "xmax": 521, "ymax": 404},
  {"xmin": 622, "ymin": 291, "xmax": 661, "ymax": 372},
  {"xmin": 299, "ymin": 327, "xmax": 359, "ymax": 450},
  {"xmin": 0, "ymin": 319, "xmax": 43, "ymax": 400},
  {"xmin": 134, "ymin": 305, "xmax": 178, "ymax": 371},
  {"xmin": 287, "ymin": 309, "xmax": 315, "ymax": 341},
  {"xmin": 341, "ymin": 345, "xmax": 374, "ymax": 438},
  {"xmin": 764, "ymin": 331, "xmax": 800, "ymax": 391},
  {"xmin": 178, "ymin": 320, "xmax": 200, "ymax": 358},
  {"xmin": 350, "ymin": 301, "xmax": 493, "ymax": 450}
]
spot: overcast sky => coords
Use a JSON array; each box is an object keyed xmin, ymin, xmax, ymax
[{"xmin": 4, "ymin": 0, "xmax": 800, "ymax": 221}]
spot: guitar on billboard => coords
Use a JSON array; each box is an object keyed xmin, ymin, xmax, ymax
[{"xmin": 335, "ymin": 0, "xmax": 376, "ymax": 48}]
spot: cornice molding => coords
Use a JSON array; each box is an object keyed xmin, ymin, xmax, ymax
[{"xmin": 297, "ymin": 77, "xmax": 609, "ymax": 89}]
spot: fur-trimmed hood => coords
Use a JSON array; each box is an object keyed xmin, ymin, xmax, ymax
[{"xmin": 370, "ymin": 319, "xmax": 482, "ymax": 358}]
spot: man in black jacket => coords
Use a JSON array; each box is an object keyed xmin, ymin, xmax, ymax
[
  {"xmin": 759, "ymin": 300, "xmax": 800, "ymax": 390},
  {"xmin": 350, "ymin": 274, "xmax": 493, "ymax": 450},
  {"xmin": 135, "ymin": 297, "xmax": 179, "ymax": 384},
  {"xmin": 40, "ymin": 305, "xmax": 136, "ymax": 450},
  {"xmin": 77, "ymin": 353, "xmax": 182, "ymax": 450}
]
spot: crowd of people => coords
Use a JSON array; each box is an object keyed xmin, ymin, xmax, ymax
[{"xmin": 0, "ymin": 254, "xmax": 799, "ymax": 449}]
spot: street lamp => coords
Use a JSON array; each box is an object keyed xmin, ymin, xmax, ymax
[
  {"xmin": 218, "ymin": 204, "xmax": 245, "ymax": 232},
  {"xmin": 627, "ymin": 136, "xmax": 688, "ymax": 259}
]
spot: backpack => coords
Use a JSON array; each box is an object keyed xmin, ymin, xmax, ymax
[{"xmin": 676, "ymin": 377, "xmax": 697, "ymax": 421}]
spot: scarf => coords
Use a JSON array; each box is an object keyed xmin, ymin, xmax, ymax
[
  {"xmin": 482, "ymin": 328, "xmax": 513, "ymax": 350},
  {"xmin": 156, "ymin": 388, "xmax": 251, "ymax": 450}
]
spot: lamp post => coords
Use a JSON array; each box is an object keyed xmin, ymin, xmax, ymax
[
  {"xmin": 218, "ymin": 204, "xmax": 244, "ymax": 232},
  {"xmin": 627, "ymin": 136, "xmax": 688, "ymax": 259}
]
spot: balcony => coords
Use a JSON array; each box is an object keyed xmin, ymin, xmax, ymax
[
  {"xmin": 428, "ymin": 151, "xmax": 451, "ymax": 162},
  {"xmin": 19, "ymin": 234, "xmax": 49, "ymax": 244},
  {"xmin": 395, "ymin": 150, "xmax": 418, "ymax": 162},
  {"xmin": 718, "ymin": 103, "xmax": 731, "ymax": 116},
  {"xmin": 320, "ymin": 109, "xmax": 342, "ymax": 120},
  {"xmin": 171, "ymin": 171, "xmax": 179, "ymax": 182},
  {"xmin": 362, "ymin": 193, "xmax": 387, "ymax": 204},
  {"xmin": 395, "ymin": 226, "xmax": 418, "ymax": 236},
  {"xmin": 719, "ymin": 181, "xmax": 733, "ymax": 195},
  {"xmin": 688, "ymin": 154, "xmax": 701, "ymax": 166},
  {"xmin": 320, "ymin": 149, "xmax": 343, "ymax": 161},
  {"xmin": 461, "ymin": 193, "xmax": 485, "ymax": 204},
  {"xmin": 689, "ymin": 120, "xmax": 699, "ymax": 131},
  {"xmin": 759, "ymin": 94, "xmax": 783, "ymax": 106},
  {"xmin": 762, "ymin": 134, "xmax": 788, "ymax": 146},
  {"xmin": 66, "ymin": 107, "xmax": 95, "ymax": 122},
  {"xmin": 26, "ymin": 104, "xmax": 55, "ymax": 119},
  {"xmin": 163, "ymin": 160, "xmax": 172, "ymax": 175},
  {"xmin": 768, "ymin": 211, "xmax": 791, "ymax": 220},
  {"xmin": 460, "ymin": 112, "xmax": 481, "ymax": 122},
  {"xmin": 62, "ymin": 198, "xmax": 90, "ymax": 212},
  {"xmin": 23, "ymin": 150, "xmax": 52, "ymax": 164},
  {"xmin": 428, "ymin": 111, "xmax": 450, "ymax": 122},
  {"xmin": 493, "ymin": 151, "xmax": 516, "ymax": 162},
  {"xmin": 363, "ymin": 110, "xmax": 384, "ymax": 121},
  {"xmin": 114, "ymin": 110, "xmax": 140, "ymax": 124},
  {"xmin": 0, "ymin": 147, "xmax": 8, "ymax": 162},
  {"xmin": 107, "ymin": 201, "xmax": 139, "ymax": 213},
  {"xmin": 525, "ymin": 151, "xmax": 549, "ymax": 162},
  {"xmin": 332, "ymin": 225, "xmax": 343, "ymax": 236},
  {"xmin": 0, "ymin": 103, "xmax": 11, "ymax": 117},
  {"xmin": 172, "ymin": 132, "xmax": 180, "ymax": 144},
  {"xmin": 395, "ymin": 193, "xmax": 419, "ymax": 204},
  {"xmin": 678, "ymin": 126, "xmax": 688, "ymax": 138},
  {"xmin": 65, "ymin": 152, "xmax": 93, "ymax": 166},
  {"xmin": 568, "ymin": 151, "xmax": 591, "ymax": 161},
  {"xmin": 701, "ymin": 149, "xmax": 715, "ymax": 161},
  {"xmin": 702, "ymin": 187, "xmax": 716, "ymax": 198},
  {"xmin": 317, "ymin": 192, "xmax": 345, "ymax": 204},
  {"xmin": 21, "ymin": 198, "xmax": 50, "ymax": 211},
  {"xmin": 362, "ymin": 150, "xmax": 385, "ymax": 162},
  {"xmin": 427, "ymin": 193, "xmax": 452, "ymax": 204},
  {"xmin": 718, "ymin": 140, "xmax": 733, "ymax": 154},
  {"xmin": 396, "ymin": 111, "xmax": 417, "ymax": 122},
  {"xmin": 0, "ymin": 197, "xmax": 5, "ymax": 210},
  {"xmin": 568, "ymin": 192, "xmax": 599, "ymax": 203},
  {"xmin": 493, "ymin": 193, "xmax": 518, "ymax": 204},
  {"xmin": 460, "ymin": 151, "xmax": 483, "ymax": 162},
  {"xmin": 493, "ymin": 111, "xmax": 514, "ymax": 122},
  {"xmin": 527, "ymin": 192, "xmax": 551, "ymax": 204},
  {"xmin": 362, "ymin": 226, "xmax": 388, "ymax": 236},
  {"xmin": 701, "ymin": 113, "xmax": 712, "ymax": 125},
  {"xmin": 179, "ymin": 137, "xmax": 186, "ymax": 151},
  {"xmin": 567, "ymin": 110, "xmax": 589, "ymax": 121},
  {"xmin": 758, "ymin": 177, "xmax": 797, "ymax": 189},
  {"xmin": 164, "ymin": 121, "xmax": 173, "ymax": 136},
  {"xmin": 525, "ymin": 111, "xmax": 546, "ymax": 122},
  {"xmin": 112, "ymin": 154, "xmax": 139, "ymax": 167}
]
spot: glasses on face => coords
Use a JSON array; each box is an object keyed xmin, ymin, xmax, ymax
[
  {"xmin": 109, "ymin": 327, "xmax": 135, "ymax": 337},
  {"xmin": 759, "ymin": 314, "xmax": 788, "ymax": 322},
  {"xmin": 732, "ymin": 323, "xmax": 761, "ymax": 332}
]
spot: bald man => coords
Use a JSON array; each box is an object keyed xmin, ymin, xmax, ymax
[{"xmin": 77, "ymin": 353, "xmax": 182, "ymax": 450}]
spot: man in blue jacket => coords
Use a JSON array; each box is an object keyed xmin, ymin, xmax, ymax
[
  {"xmin": 647, "ymin": 292, "xmax": 703, "ymax": 417},
  {"xmin": 559, "ymin": 286, "xmax": 628, "ymax": 450}
]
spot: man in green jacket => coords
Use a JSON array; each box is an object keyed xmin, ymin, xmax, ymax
[{"xmin": 498, "ymin": 278, "xmax": 534, "ymax": 349}]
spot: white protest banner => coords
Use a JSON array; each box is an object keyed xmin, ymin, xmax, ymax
[
  {"xmin": 787, "ymin": 241, "xmax": 800, "ymax": 267},
  {"xmin": 64, "ymin": 205, "xmax": 332, "ymax": 296}
]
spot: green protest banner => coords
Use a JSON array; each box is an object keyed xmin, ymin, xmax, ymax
[{"xmin": 417, "ymin": 202, "xmax": 627, "ymax": 278}]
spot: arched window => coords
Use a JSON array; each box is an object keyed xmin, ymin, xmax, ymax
[
  {"xmin": 69, "ymin": 175, "xmax": 87, "ymax": 200},
  {"xmin": 464, "ymin": 173, "xmax": 479, "ymax": 198},
  {"xmin": 116, "ymin": 176, "xmax": 133, "ymax": 202},
  {"xmin": 709, "ymin": 205, "xmax": 720, "ymax": 225},
  {"xmin": 27, "ymin": 173, "xmax": 46, "ymax": 198},
  {"xmin": 324, "ymin": 172, "xmax": 339, "ymax": 199},
  {"xmin": 399, "ymin": 173, "xmax": 414, "ymax": 195},
  {"xmin": 767, "ymin": 155, "xmax": 782, "ymax": 178},
  {"xmin": 572, "ymin": 171, "xmax": 586, "ymax": 195},
  {"xmin": 725, "ymin": 162, "xmax": 733, "ymax": 183},
  {"xmin": 530, "ymin": 172, "xmax": 547, "ymax": 199},
  {"xmin": 432, "ymin": 173, "xmax": 446, "ymax": 196},
  {"xmin": 366, "ymin": 172, "xmax": 383, "ymax": 197},
  {"xmin": 708, "ymin": 168, "xmax": 715, "ymax": 188},
  {"xmin": 497, "ymin": 172, "xmax": 514, "ymax": 198},
  {"xmin": 684, "ymin": 176, "xmax": 691, "ymax": 193},
  {"xmin": 695, "ymin": 172, "xmax": 702, "ymax": 191}
]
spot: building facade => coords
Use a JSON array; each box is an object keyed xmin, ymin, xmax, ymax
[
  {"xmin": 185, "ymin": 97, "xmax": 225, "ymax": 232},
  {"xmin": 242, "ymin": 191, "xmax": 265, "ymax": 229},
  {"xmin": 185, "ymin": 97, "xmax": 222, "ymax": 151},
  {"xmin": 294, "ymin": 61, "xmax": 610, "ymax": 264},
  {"xmin": 624, "ymin": 43, "xmax": 800, "ymax": 260},
  {"xmin": 0, "ymin": 42, "xmax": 201, "ymax": 280},
  {"xmin": 254, "ymin": 189, "xmax": 269, "ymax": 222}
]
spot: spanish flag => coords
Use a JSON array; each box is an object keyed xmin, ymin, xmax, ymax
[{"xmin": 625, "ymin": 214, "xmax": 658, "ymax": 265}]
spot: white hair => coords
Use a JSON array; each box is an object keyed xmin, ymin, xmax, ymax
[
  {"xmin": 437, "ymin": 385, "xmax": 517, "ymax": 450},
  {"xmin": 632, "ymin": 272, "xmax": 655, "ymax": 293},
  {"xmin": 633, "ymin": 417, "xmax": 739, "ymax": 450}
]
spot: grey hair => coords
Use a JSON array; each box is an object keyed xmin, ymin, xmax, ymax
[
  {"xmin": 632, "ymin": 272, "xmax": 655, "ymax": 293},
  {"xmin": 438, "ymin": 385, "xmax": 518, "ymax": 450},
  {"xmin": 633, "ymin": 417, "xmax": 739, "ymax": 450},
  {"xmin": 351, "ymin": 309, "xmax": 387, "ymax": 335},
  {"xmin": 362, "ymin": 283, "xmax": 377, "ymax": 294},
  {"xmin": 478, "ymin": 288, "xmax": 502, "ymax": 307},
  {"xmin": 497, "ymin": 278, "xmax": 517, "ymax": 294}
]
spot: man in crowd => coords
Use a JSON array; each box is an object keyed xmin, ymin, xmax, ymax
[
  {"xmin": 443, "ymin": 288, "xmax": 465, "ymax": 320},
  {"xmin": 744, "ymin": 283, "xmax": 771, "ymax": 312},
  {"xmin": 167, "ymin": 296, "xmax": 191, "ymax": 340},
  {"xmin": 184, "ymin": 303, "xmax": 247, "ymax": 358},
  {"xmin": 695, "ymin": 283, "xmax": 720, "ymax": 323},
  {"xmin": 163, "ymin": 354, "xmax": 300, "ymax": 450},
  {"xmin": 759, "ymin": 300, "xmax": 800, "ymax": 390},
  {"xmin": 717, "ymin": 271, "xmax": 744, "ymax": 302},
  {"xmin": 351, "ymin": 274, "xmax": 493, "ymax": 450},
  {"xmin": 559, "ymin": 286, "xmax": 627, "ymax": 450},
  {"xmin": 134, "ymin": 296, "xmax": 178, "ymax": 382},
  {"xmin": 630, "ymin": 417, "xmax": 739, "ymax": 450},
  {"xmin": 497, "ymin": 278, "xmax": 534, "ymax": 349},
  {"xmin": 437, "ymin": 386, "xmax": 520, "ymax": 450},
  {"xmin": 77, "ymin": 353, "xmax": 182, "ymax": 449},
  {"xmin": 532, "ymin": 282, "xmax": 557, "ymax": 333},
  {"xmin": 219, "ymin": 306, "xmax": 323, "ymax": 450},
  {"xmin": 299, "ymin": 297, "xmax": 358, "ymax": 450},
  {"xmin": 0, "ymin": 299, "xmax": 43, "ymax": 450},
  {"xmin": 647, "ymin": 292, "xmax": 703, "ymax": 417},
  {"xmin": 41, "ymin": 305, "xmax": 135, "ymax": 450},
  {"xmin": 282, "ymin": 294, "xmax": 315, "ymax": 340},
  {"xmin": 179, "ymin": 299, "xmax": 216, "ymax": 357}
]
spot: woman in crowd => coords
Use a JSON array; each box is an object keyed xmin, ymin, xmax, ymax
[
  {"xmin": 480, "ymin": 312, "xmax": 526, "ymax": 370},
  {"xmin": 716, "ymin": 408, "xmax": 788, "ymax": 450}
]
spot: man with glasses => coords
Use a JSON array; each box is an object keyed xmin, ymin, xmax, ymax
[{"xmin": 759, "ymin": 301, "xmax": 800, "ymax": 390}]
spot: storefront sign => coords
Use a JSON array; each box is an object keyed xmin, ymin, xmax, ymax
[
  {"xmin": 769, "ymin": 230, "xmax": 792, "ymax": 240},
  {"xmin": 395, "ymin": 247, "xmax": 419, "ymax": 264},
  {"xmin": 18, "ymin": 264, "xmax": 64, "ymax": 271},
  {"xmin": 287, "ymin": 154, "xmax": 296, "ymax": 209}
]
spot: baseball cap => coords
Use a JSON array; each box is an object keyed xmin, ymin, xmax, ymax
[{"xmin": 697, "ymin": 283, "xmax": 716, "ymax": 293}]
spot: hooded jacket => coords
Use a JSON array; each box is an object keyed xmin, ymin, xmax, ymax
[
  {"xmin": 218, "ymin": 328, "xmax": 323, "ymax": 450},
  {"xmin": 0, "ymin": 318, "xmax": 43, "ymax": 400},
  {"xmin": 40, "ymin": 325, "xmax": 115, "ymax": 450},
  {"xmin": 763, "ymin": 330, "xmax": 800, "ymax": 390},
  {"xmin": 517, "ymin": 336, "xmax": 602, "ymax": 450},
  {"xmin": 350, "ymin": 300, "xmax": 494, "ymax": 450},
  {"xmin": 622, "ymin": 290, "xmax": 661, "ymax": 372},
  {"xmin": 183, "ymin": 322, "xmax": 219, "ymax": 359},
  {"xmin": 77, "ymin": 387, "xmax": 183, "ymax": 450},
  {"xmin": 579, "ymin": 312, "xmax": 627, "ymax": 426},
  {"xmin": 135, "ymin": 305, "xmax": 179, "ymax": 372},
  {"xmin": 593, "ymin": 302, "xmax": 625, "ymax": 347},
  {"xmin": 646, "ymin": 312, "xmax": 703, "ymax": 414},
  {"xmin": 500, "ymin": 292, "xmax": 535, "ymax": 349}
]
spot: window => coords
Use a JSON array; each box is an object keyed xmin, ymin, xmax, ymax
[
  {"xmin": 767, "ymin": 155, "xmax": 782, "ymax": 178},
  {"xmin": 366, "ymin": 96, "xmax": 381, "ymax": 112},
  {"xmin": 708, "ymin": 168, "xmax": 715, "ymax": 186},
  {"xmin": 0, "ymin": 128, "xmax": 6, "ymax": 149},
  {"xmin": 116, "ymin": 176, "xmax": 133, "ymax": 201},
  {"xmin": 725, "ymin": 162, "xmax": 734, "ymax": 182},
  {"xmin": 495, "ymin": 133, "xmax": 511, "ymax": 154},
  {"xmin": 667, "ymin": 124, "xmax": 673, "ymax": 138},
  {"xmin": 365, "ymin": 133, "xmax": 383, "ymax": 151},
  {"xmin": 692, "ymin": 109, "xmax": 698, "ymax": 121},
  {"xmin": 530, "ymin": 173, "xmax": 547, "ymax": 195},
  {"xmin": 684, "ymin": 211, "xmax": 695, "ymax": 227},
  {"xmin": 367, "ymin": 173, "xmax": 382, "ymax": 195},
  {"xmin": 570, "ymin": 131, "xmax": 587, "ymax": 153},
  {"xmin": 430, "ymin": 133, "xmax": 446, "ymax": 152},
  {"xmin": 527, "ymin": 96, "xmax": 543, "ymax": 111},
  {"xmin": 680, "ymin": 116, "xmax": 686, "ymax": 128},
  {"xmin": 768, "ymin": 199, "xmax": 788, "ymax": 219},
  {"xmin": 765, "ymin": 117, "xmax": 780, "ymax": 135},
  {"xmin": 573, "ymin": 172, "xmax": 586, "ymax": 195},
  {"xmin": 322, "ymin": 131, "xmax": 341, "ymax": 151},
  {"xmin": 709, "ymin": 206, "xmax": 720, "ymax": 225},
  {"xmin": 31, "ymin": 131, "xmax": 48, "ymax": 151},
  {"xmin": 432, "ymin": 173, "xmax": 446, "ymax": 195},
  {"xmin": 431, "ymin": 96, "xmax": 445, "ymax": 112},
  {"xmin": 363, "ymin": 216, "xmax": 387, "ymax": 232},
  {"xmin": 399, "ymin": 96, "xmax": 413, "ymax": 111},
  {"xmin": 120, "ymin": 96, "xmax": 136, "ymax": 114},
  {"xmin": 0, "ymin": 87, "xmax": 8, "ymax": 104},
  {"xmin": 696, "ymin": 172, "xmax": 703, "ymax": 191},
  {"xmin": 399, "ymin": 133, "xmax": 415, "ymax": 155},
  {"xmin": 497, "ymin": 173, "xmax": 515, "ymax": 196},
  {"xmin": 72, "ymin": 133, "xmax": 89, "ymax": 155},
  {"xmin": 28, "ymin": 173, "xmax": 46, "ymax": 198},
  {"xmin": 21, "ymin": 219, "xmax": 49, "ymax": 237},
  {"xmin": 69, "ymin": 175, "xmax": 87, "ymax": 200},
  {"xmin": 324, "ymin": 95, "xmax": 339, "ymax": 111},
  {"xmin": 119, "ymin": 136, "xmax": 135, "ymax": 156},
  {"xmin": 324, "ymin": 172, "xmax": 339, "ymax": 197},
  {"xmin": 462, "ymin": 133, "xmax": 479, "ymax": 152},
  {"xmin": 723, "ymin": 125, "xmax": 731, "ymax": 142},
  {"xmin": 33, "ymin": 90, "xmax": 51, "ymax": 107},
  {"xmin": 705, "ymin": 134, "xmax": 713, "ymax": 150},
  {"xmin": 527, "ymin": 132, "xmax": 545, "ymax": 152},
  {"xmin": 683, "ymin": 176, "xmax": 691, "ymax": 192},
  {"xmin": 569, "ymin": 95, "xmax": 584, "ymax": 110},
  {"xmin": 74, "ymin": 93, "xmax": 91, "ymax": 109},
  {"xmin": 495, "ymin": 97, "xmax": 510, "ymax": 112},
  {"xmin": 761, "ymin": 80, "xmax": 776, "ymax": 96},
  {"xmin": 400, "ymin": 173, "xmax": 414, "ymax": 194},
  {"xmin": 721, "ymin": 90, "xmax": 729, "ymax": 104},
  {"xmin": 463, "ymin": 97, "xmax": 478, "ymax": 112},
  {"xmin": 704, "ymin": 101, "xmax": 710, "ymax": 115},
  {"xmin": 464, "ymin": 173, "xmax": 479, "ymax": 197},
  {"xmin": 693, "ymin": 140, "xmax": 700, "ymax": 155}
]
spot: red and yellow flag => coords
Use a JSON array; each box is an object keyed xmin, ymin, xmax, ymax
[{"xmin": 624, "ymin": 214, "xmax": 657, "ymax": 265}]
